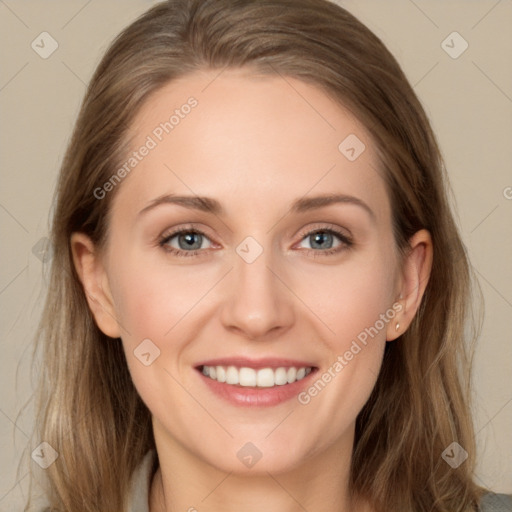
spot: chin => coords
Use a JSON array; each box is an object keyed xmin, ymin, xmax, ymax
[{"xmin": 194, "ymin": 436, "xmax": 315, "ymax": 476}]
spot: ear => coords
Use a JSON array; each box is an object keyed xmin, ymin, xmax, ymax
[
  {"xmin": 386, "ymin": 229, "xmax": 433, "ymax": 341},
  {"xmin": 70, "ymin": 232, "xmax": 122, "ymax": 339}
]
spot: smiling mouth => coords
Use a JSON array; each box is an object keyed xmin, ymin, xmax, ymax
[{"xmin": 197, "ymin": 365, "xmax": 316, "ymax": 388}]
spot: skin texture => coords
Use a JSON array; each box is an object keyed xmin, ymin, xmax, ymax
[{"xmin": 72, "ymin": 69, "xmax": 433, "ymax": 512}]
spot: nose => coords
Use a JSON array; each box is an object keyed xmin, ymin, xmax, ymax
[{"xmin": 219, "ymin": 242, "xmax": 296, "ymax": 341}]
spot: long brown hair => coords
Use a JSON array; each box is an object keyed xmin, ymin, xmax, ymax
[{"xmin": 27, "ymin": 0, "xmax": 484, "ymax": 510}]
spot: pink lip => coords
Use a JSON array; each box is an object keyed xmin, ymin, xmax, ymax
[
  {"xmin": 195, "ymin": 357, "xmax": 316, "ymax": 370},
  {"xmin": 195, "ymin": 360, "xmax": 318, "ymax": 407}
]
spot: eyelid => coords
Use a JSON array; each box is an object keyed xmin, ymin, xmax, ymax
[
  {"xmin": 292, "ymin": 222, "xmax": 353, "ymax": 248},
  {"xmin": 159, "ymin": 221, "xmax": 217, "ymax": 237},
  {"xmin": 157, "ymin": 222, "xmax": 353, "ymax": 257},
  {"xmin": 158, "ymin": 224, "xmax": 217, "ymax": 250},
  {"xmin": 295, "ymin": 222, "xmax": 352, "ymax": 240}
]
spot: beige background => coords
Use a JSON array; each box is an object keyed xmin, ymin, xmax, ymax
[{"xmin": 0, "ymin": 0, "xmax": 511, "ymax": 508}]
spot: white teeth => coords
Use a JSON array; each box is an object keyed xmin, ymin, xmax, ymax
[
  {"xmin": 201, "ymin": 365, "xmax": 313, "ymax": 387},
  {"xmin": 256, "ymin": 368, "xmax": 275, "ymax": 387},
  {"xmin": 226, "ymin": 366, "xmax": 239, "ymax": 385},
  {"xmin": 216, "ymin": 365, "xmax": 226, "ymax": 383},
  {"xmin": 287, "ymin": 367, "xmax": 297, "ymax": 383},
  {"xmin": 275, "ymin": 367, "xmax": 288, "ymax": 385},
  {"xmin": 239, "ymin": 367, "xmax": 256, "ymax": 386}
]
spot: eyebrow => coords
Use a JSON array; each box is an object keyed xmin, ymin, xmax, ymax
[{"xmin": 138, "ymin": 193, "xmax": 376, "ymax": 222}]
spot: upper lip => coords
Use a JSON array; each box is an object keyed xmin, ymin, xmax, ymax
[{"xmin": 196, "ymin": 357, "xmax": 317, "ymax": 370}]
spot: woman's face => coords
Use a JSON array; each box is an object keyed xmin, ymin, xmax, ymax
[{"xmin": 86, "ymin": 69, "xmax": 407, "ymax": 474}]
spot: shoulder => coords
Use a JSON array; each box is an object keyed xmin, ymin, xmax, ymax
[
  {"xmin": 479, "ymin": 492, "xmax": 512, "ymax": 512},
  {"xmin": 125, "ymin": 450, "xmax": 158, "ymax": 512},
  {"xmin": 27, "ymin": 451, "xmax": 158, "ymax": 512}
]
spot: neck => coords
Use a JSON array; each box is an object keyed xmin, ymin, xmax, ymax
[{"xmin": 149, "ymin": 423, "xmax": 371, "ymax": 512}]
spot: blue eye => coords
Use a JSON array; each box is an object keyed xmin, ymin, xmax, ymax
[
  {"xmin": 158, "ymin": 226, "xmax": 353, "ymax": 258},
  {"xmin": 302, "ymin": 231, "xmax": 338, "ymax": 250},
  {"xmin": 297, "ymin": 228, "xmax": 353, "ymax": 257},
  {"xmin": 159, "ymin": 229, "xmax": 212, "ymax": 257}
]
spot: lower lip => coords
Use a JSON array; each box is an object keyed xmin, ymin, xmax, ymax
[{"xmin": 196, "ymin": 368, "xmax": 317, "ymax": 407}]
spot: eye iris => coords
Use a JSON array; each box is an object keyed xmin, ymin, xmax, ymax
[
  {"xmin": 179, "ymin": 232, "xmax": 202, "ymax": 250},
  {"xmin": 310, "ymin": 231, "xmax": 333, "ymax": 249}
]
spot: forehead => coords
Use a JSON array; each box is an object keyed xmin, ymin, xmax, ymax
[{"xmin": 113, "ymin": 68, "xmax": 390, "ymax": 226}]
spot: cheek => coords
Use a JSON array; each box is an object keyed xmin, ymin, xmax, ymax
[
  {"xmin": 297, "ymin": 251, "xmax": 397, "ymax": 352},
  {"xmin": 108, "ymin": 248, "xmax": 217, "ymax": 344},
  {"xmin": 302, "ymin": 251, "xmax": 396, "ymax": 419},
  {"xmin": 107, "ymin": 250, "xmax": 204, "ymax": 420}
]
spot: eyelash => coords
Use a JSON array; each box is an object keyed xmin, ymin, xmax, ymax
[{"xmin": 157, "ymin": 224, "xmax": 353, "ymax": 258}]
